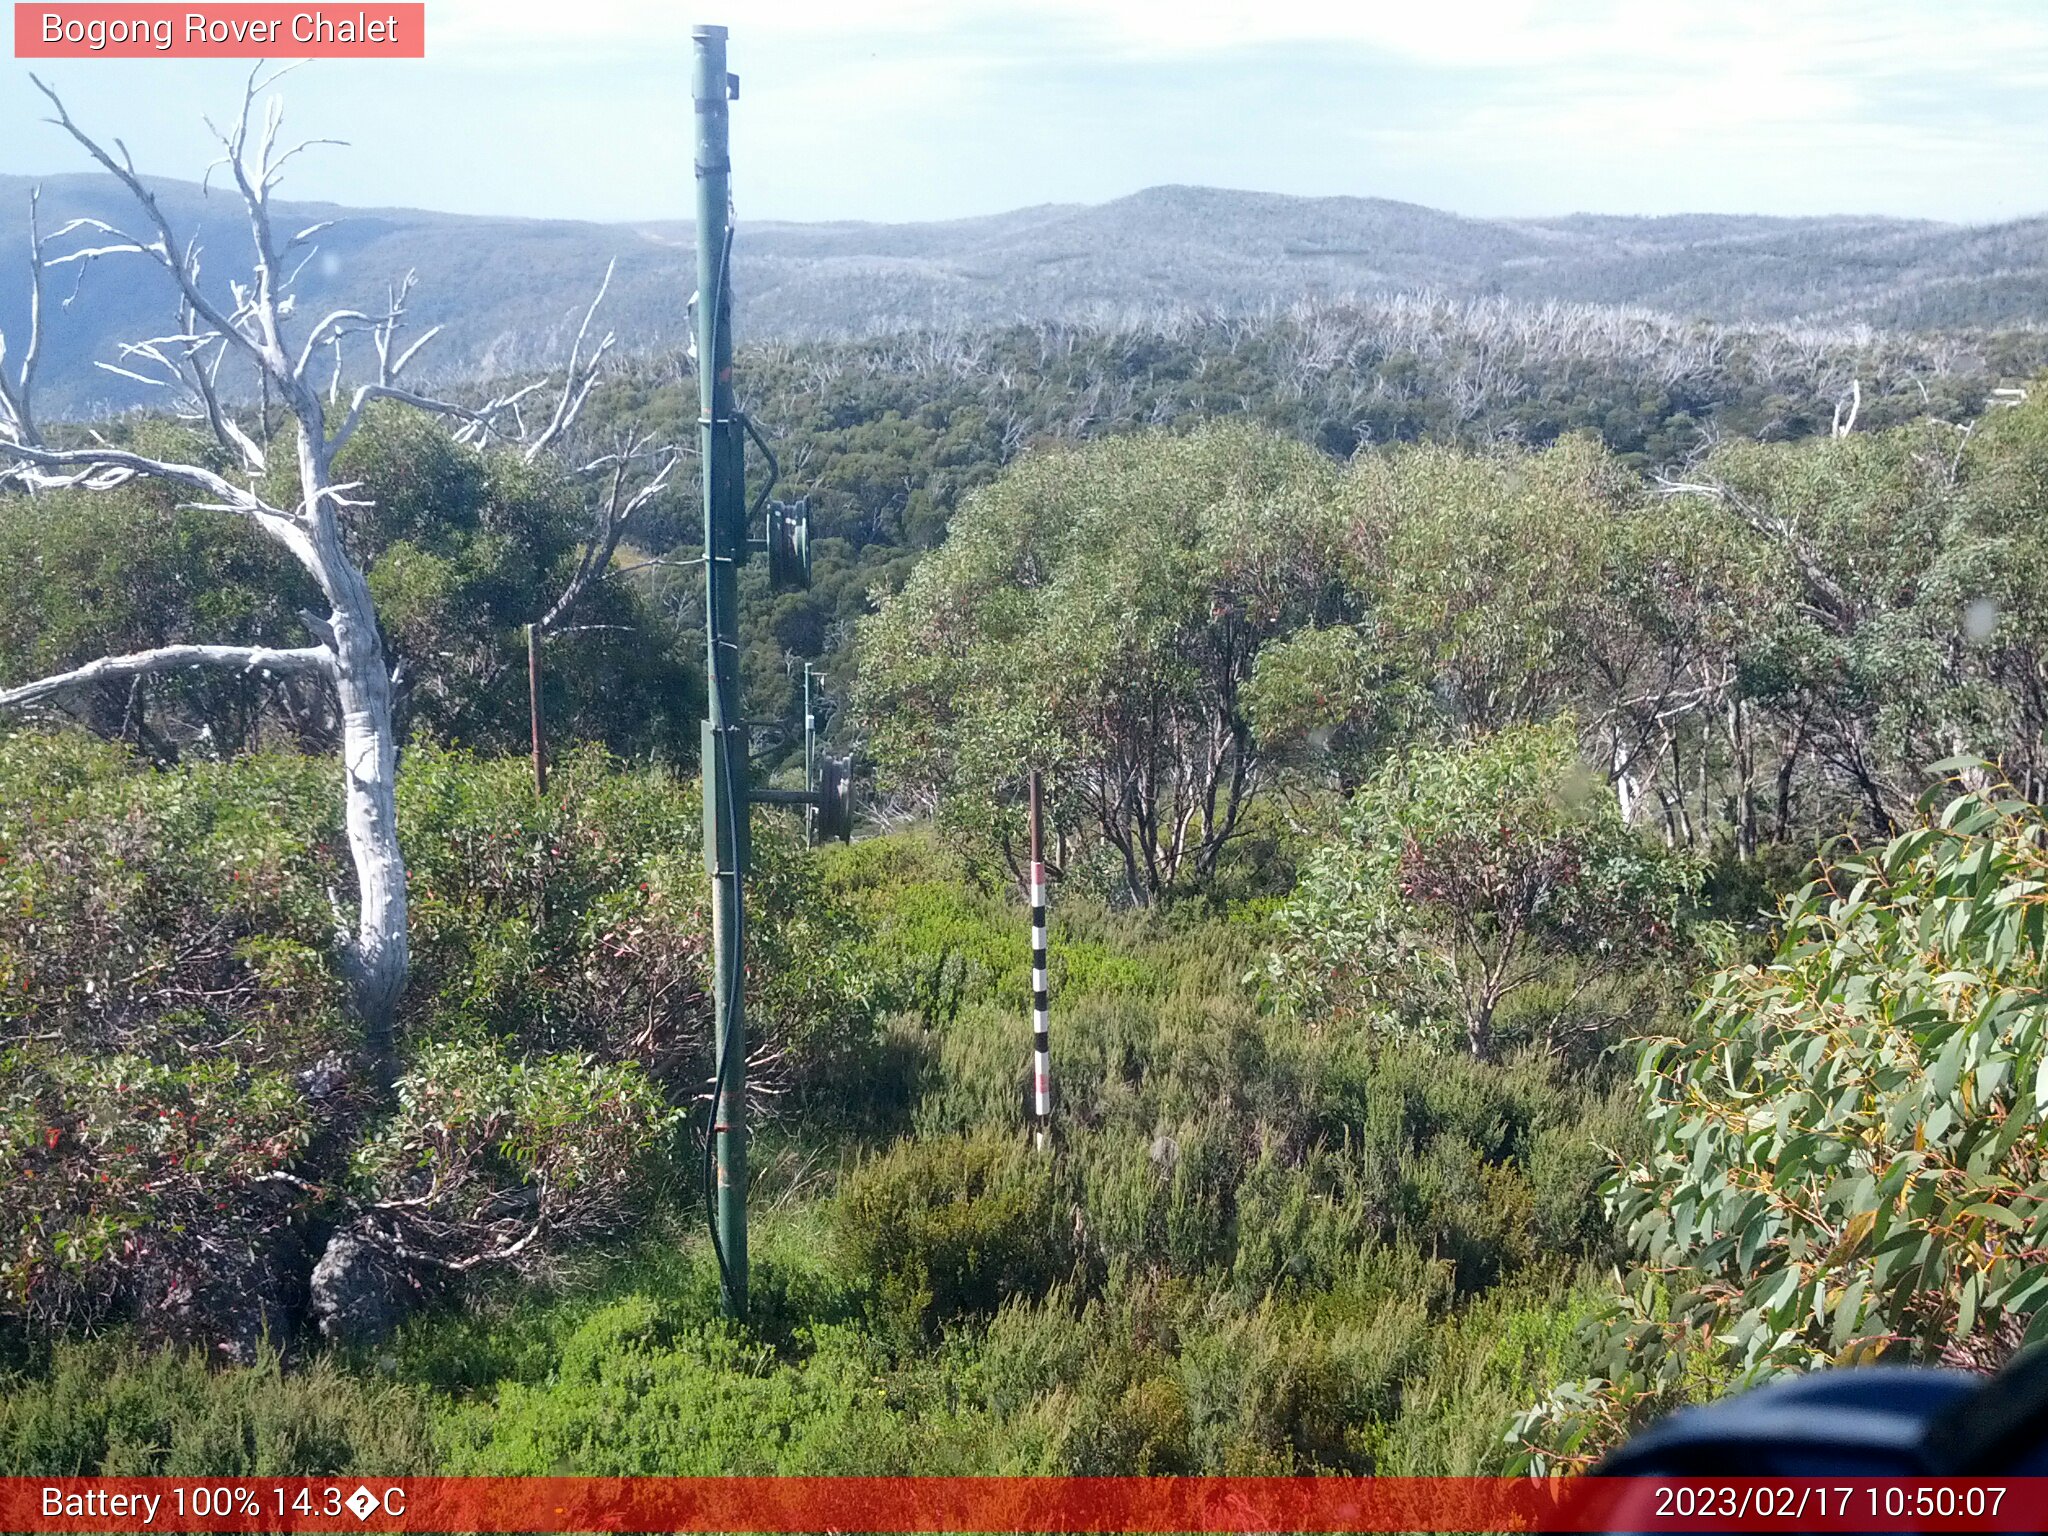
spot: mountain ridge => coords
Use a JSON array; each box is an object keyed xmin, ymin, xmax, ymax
[{"xmin": 2, "ymin": 174, "xmax": 2043, "ymax": 414}]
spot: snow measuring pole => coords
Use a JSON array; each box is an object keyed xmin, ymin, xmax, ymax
[{"xmin": 1029, "ymin": 770, "xmax": 1052, "ymax": 1149}]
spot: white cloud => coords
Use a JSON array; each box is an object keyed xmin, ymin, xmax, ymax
[
  {"xmin": 430, "ymin": 0, "xmax": 968, "ymax": 50},
  {"xmin": 429, "ymin": 0, "xmax": 2048, "ymax": 75},
  {"xmin": 9, "ymin": 0, "xmax": 2046, "ymax": 223},
  {"xmin": 426, "ymin": 0, "xmax": 2048, "ymax": 163}
]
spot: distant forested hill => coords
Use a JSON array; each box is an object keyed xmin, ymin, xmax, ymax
[{"xmin": 5, "ymin": 174, "xmax": 2048, "ymax": 414}]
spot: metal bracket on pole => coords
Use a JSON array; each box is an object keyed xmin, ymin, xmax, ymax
[
  {"xmin": 743, "ymin": 669, "xmax": 853, "ymax": 845},
  {"xmin": 754, "ymin": 497, "xmax": 811, "ymax": 592}
]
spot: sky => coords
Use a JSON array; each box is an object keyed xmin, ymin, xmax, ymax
[{"xmin": 4, "ymin": 0, "xmax": 2048, "ymax": 227}]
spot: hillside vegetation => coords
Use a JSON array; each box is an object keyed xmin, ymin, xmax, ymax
[
  {"xmin": 11, "ymin": 173, "xmax": 2048, "ymax": 412},
  {"xmin": 7, "ymin": 321, "xmax": 2048, "ymax": 1477},
  {"xmin": 25, "ymin": 297, "xmax": 2047, "ymax": 784},
  {"xmin": 0, "ymin": 739, "xmax": 1637, "ymax": 1474}
]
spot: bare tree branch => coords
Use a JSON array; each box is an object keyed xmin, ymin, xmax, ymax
[
  {"xmin": 326, "ymin": 380, "xmax": 531, "ymax": 462},
  {"xmin": 294, "ymin": 307, "xmax": 373, "ymax": 380},
  {"xmin": 5, "ymin": 435, "xmax": 255, "ymax": 503},
  {"xmin": 32, "ymin": 74, "xmax": 280, "ymax": 383},
  {"xmin": 0, "ymin": 643, "xmax": 331, "ymax": 711},
  {"xmin": 524, "ymin": 257, "xmax": 617, "ymax": 463},
  {"xmin": 0, "ymin": 187, "xmax": 47, "ymax": 448},
  {"xmin": 176, "ymin": 262, "xmax": 268, "ymax": 472},
  {"xmin": 537, "ymin": 435, "xmax": 680, "ymax": 634},
  {"xmin": 1833, "ymin": 377, "xmax": 1862, "ymax": 438}
]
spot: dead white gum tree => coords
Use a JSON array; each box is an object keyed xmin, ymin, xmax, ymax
[{"xmin": 0, "ymin": 69, "xmax": 670, "ymax": 1067}]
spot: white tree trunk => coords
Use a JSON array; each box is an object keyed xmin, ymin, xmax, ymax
[
  {"xmin": 324, "ymin": 537, "xmax": 408, "ymax": 1050},
  {"xmin": 2, "ymin": 72, "xmax": 638, "ymax": 1065},
  {"xmin": 1612, "ymin": 734, "xmax": 1644, "ymax": 826}
]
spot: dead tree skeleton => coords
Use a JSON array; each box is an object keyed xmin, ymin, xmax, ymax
[{"xmin": 0, "ymin": 69, "xmax": 676, "ymax": 1064}]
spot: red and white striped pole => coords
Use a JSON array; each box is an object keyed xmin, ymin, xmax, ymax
[{"xmin": 1028, "ymin": 769, "xmax": 1052, "ymax": 1150}]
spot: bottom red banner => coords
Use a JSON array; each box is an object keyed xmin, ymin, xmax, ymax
[{"xmin": 5, "ymin": 1475, "xmax": 2046, "ymax": 1533}]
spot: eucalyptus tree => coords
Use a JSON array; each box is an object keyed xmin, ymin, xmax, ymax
[
  {"xmin": 1658, "ymin": 421, "xmax": 1996, "ymax": 836},
  {"xmin": 1270, "ymin": 721, "xmax": 1693, "ymax": 1059},
  {"xmin": 1517, "ymin": 784, "xmax": 2048, "ymax": 1474},
  {"xmin": 856, "ymin": 424, "xmax": 1353, "ymax": 904},
  {"xmin": 1578, "ymin": 484, "xmax": 1778, "ymax": 850},
  {"xmin": 1943, "ymin": 390, "xmax": 2048, "ymax": 803}
]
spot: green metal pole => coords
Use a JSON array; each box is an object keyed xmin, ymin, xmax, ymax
[{"xmin": 693, "ymin": 21, "xmax": 747, "ymax": 1320}]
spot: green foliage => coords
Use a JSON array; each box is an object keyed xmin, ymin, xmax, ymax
[
  {"xmin": 397, "ymin": 743, "xmax": 880, "ymax": 1112},
  {"xmin": 0, "ymin": 760, "xmax": 1638, "ymax": 1474},
  {"xmin": 437, "ymin": 1308, "xmax": 978, "ymax": 1476},
  {"xmin": 0, "ymin": 731, "xmax": 350, "ymax": 1337},
  {"xmin": 337, "ymin": 409, "xmax": 700, "ymax": 761},
  {"xmin": 856, "ymin": 424, "xmax": 1352, "ymax": 903},
  {"xmin": 842, "ymin": 387, "xmax": 2048, "ymax": 914},
  {"xmin": 0, "ymin": 1339, "xmax": 437, "ymax": 1476},
  {"xmin": 0, "ymin": 1051, "xmax": 314, "ymax": 1334},
  {"xmin": 1243, "ymin": 623, "xmax": 1420, "ymax": 788},
  {"xmin": 563, "ymin": 308, "xmax": 2025, "ymax": 782},
  {"xmin": 0, "ymin": 410, "xmax": 699, "ymax": 766},
  {"xmin": 0, "ymin": 473, "xmax": 315, "ymax": 757},
  {"xmin": 24, "ymin": 261, "xmax": 2048, "ymax": 1484},
  {"xmin": 834, "ymin": 1131, "xmax": 1071, "ymax": 1335},
  {"xmin": 1272, "ymin": 722, "xmax": 1697, "ymax": 1057},
  {"xmin": 378, "ymin": 828, "xmax": 1641, "ymax": 1478},
  {"xmin": 351, "ymin": 1040, "xmax": 679, "ymax": 1270},
  {"xmin": 1517, "ymin": 782, "xmax": 2048, "ymax": 1470},
  {"xmin": 0, "ymin": 729, "xmax": 350, "ymax": 1064},
  {"xmin": 0, "ymin": 730, "xmax": 876, "ymax": 1346},
  {"xmin": 1350, "ymin": 437, "xmax": 1634, "ymax": 735}
]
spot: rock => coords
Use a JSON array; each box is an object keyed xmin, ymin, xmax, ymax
[
  {"xmin": 134, "ymin": 1236, "xmax": 294, "ymax": 1367},
  {"xmin": 296, "ymin": 1053, "xmax": 347, "ymax": 1101},
  {"xmin": 308, "ymin": 1230, "xmax": 410, "ymax": 1348}
]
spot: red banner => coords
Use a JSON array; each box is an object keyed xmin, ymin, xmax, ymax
[
  {"xmin": 1, "ymin": 1476, "xmax": 2046, "ymax": 1532},
  {"xmin": 14, "ymin": 4, "xmax": 425, "ymax": 57}
]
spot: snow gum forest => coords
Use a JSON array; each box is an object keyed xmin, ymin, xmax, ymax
[{"xmin": 5, "ymin": 74, "xmax": 2048, "ymax": 1478}]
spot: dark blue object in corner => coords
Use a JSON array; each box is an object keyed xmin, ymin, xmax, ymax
[{"xmin": 1598, "ymin": 1366, "xmax": 1982, "ymax": 1477}]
